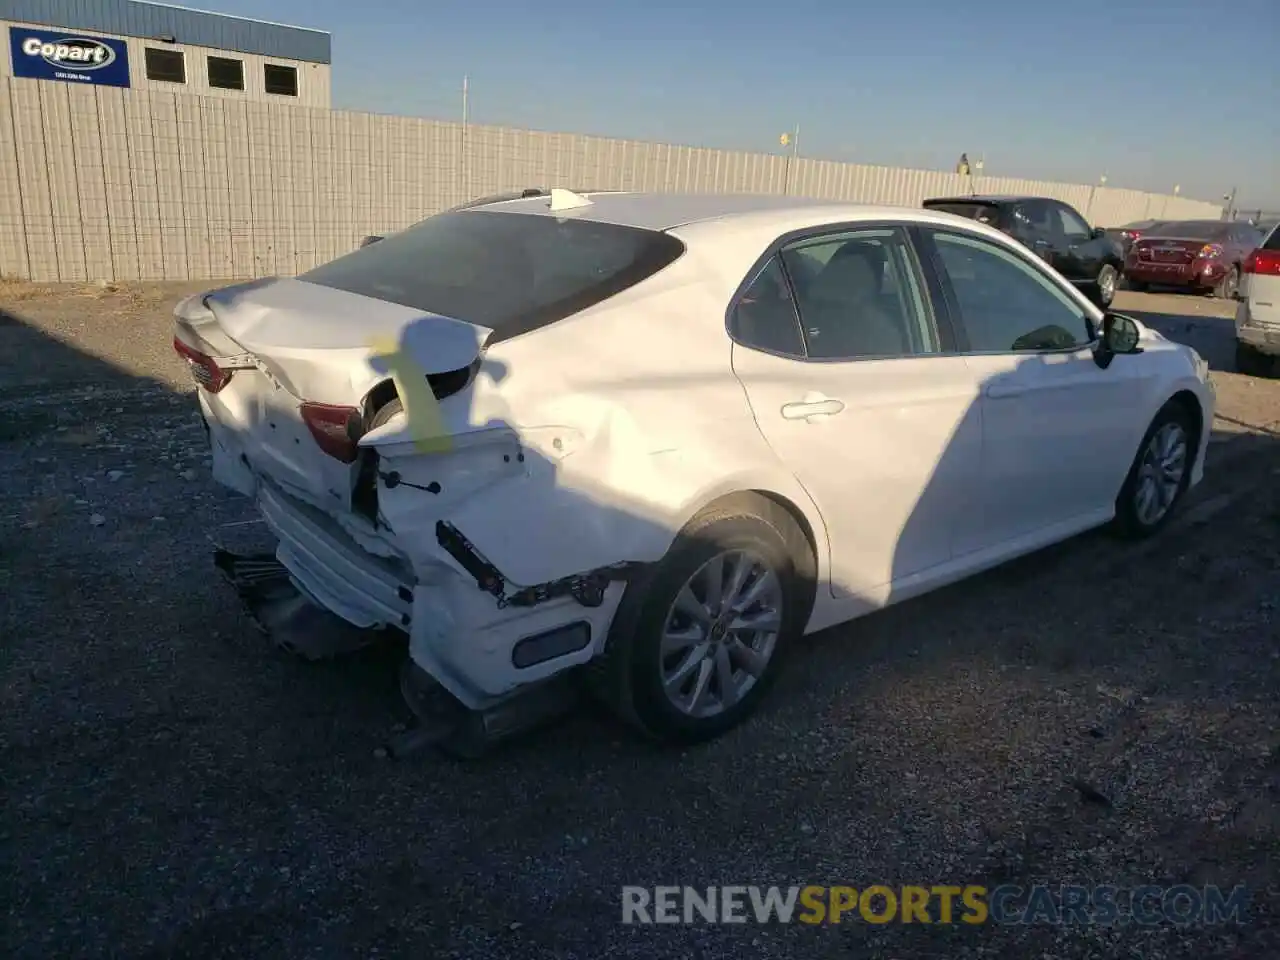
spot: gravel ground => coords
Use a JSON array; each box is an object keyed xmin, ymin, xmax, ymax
[{"xmin": 2, "ymin": 282, "xmax": 1279, "ymax": 959}]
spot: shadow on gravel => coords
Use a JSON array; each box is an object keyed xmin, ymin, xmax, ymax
[
  {"xmin": 1123, "ymin": 307, "xmax": 1239, "ymax": 372},
  {"xmin": 0, "ymin": 301, "xmax": 186, "ymax": 442},
  {"xmin": 2, "ymin": 287, "xmax": 1278, "ymax": 960},
  {"xmin": 0, "ymin": 290, "xmax": 417, "ymax": 717}
]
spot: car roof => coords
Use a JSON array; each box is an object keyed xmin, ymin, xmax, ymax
[
  {"xmin": 1150, "ymin": 219, "xmax": 1227, "ymax": 230},
  {"xmin": 923, "ymin": 195, "xmax": 1046, "ymax": 206},
  {"xmin": 462, "ymin": 191, "xmax": 845, "ymax": 231},
  {"xmin": 461, "ymin": 190, "xmax": 1008, "ymax": 237}
]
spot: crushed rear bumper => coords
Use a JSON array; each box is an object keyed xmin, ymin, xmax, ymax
[{"xmin": 253, "ymin": 479, "xmax": 629, "ymax": 709}]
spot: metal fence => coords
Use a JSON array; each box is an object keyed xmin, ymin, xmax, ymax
[
  {"xmin": 1226, "ymin": 208, "xmax": 1280, "ymax": 226},
  {"xmin": 0, "ymin": 75, "xmax": 1226, "ymax": 283}
]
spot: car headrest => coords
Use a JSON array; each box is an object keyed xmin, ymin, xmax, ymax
[{"xmin": 811, "ymin": 247, "xmax": 881, "ymax": 302}]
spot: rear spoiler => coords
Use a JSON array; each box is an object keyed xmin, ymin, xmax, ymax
[{"xmin": 355, "ymin": 187, "xmax": 625, "ymax": 249}]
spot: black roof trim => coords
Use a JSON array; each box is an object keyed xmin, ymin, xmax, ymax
[{"xmin": 924, "ymin": 195, "xmax": 1051, "ymax": 205}]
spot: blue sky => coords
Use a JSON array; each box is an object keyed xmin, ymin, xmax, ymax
[{"xmin": 199, "ymin": 0, "xmax": 1278, "ymax": 207}]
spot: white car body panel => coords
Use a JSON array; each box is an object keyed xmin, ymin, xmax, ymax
[
  {"xmin": 1237, "ymin": 224, "xmax": 1280, "ymax": 354},
  {"xmin": 732, "ymin": 346, "xmax": 984, "ymax": 609},
  {"xmin": 180, "ymin": 192, "xmax": 1216, "ymax": 710}
]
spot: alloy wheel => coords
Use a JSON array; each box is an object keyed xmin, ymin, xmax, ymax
[
  {"xmin": 1133, "ymin": 421, "xmax": 1188, "ymax": 527},
  {"xmin": 658, "ymin": 550, "xmax": 784, "ymax": 718},
  {"xmin": 1098, "ymin": 266, "xmax": 1117, "ymax": 305}
]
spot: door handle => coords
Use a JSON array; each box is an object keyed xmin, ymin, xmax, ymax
[
  {"xmin": 984, "ymin": 382, "xmax": 1026, "ymax": 399},
  {"xmin": 781, "ymin": 398, "xmax": 845, "ymax": 421}
]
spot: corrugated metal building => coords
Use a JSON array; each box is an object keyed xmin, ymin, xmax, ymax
[{"xmin": 0, "ymin": 0, "xmax": 331, "ymax": 106}]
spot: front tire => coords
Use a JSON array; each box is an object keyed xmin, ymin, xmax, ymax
[
  {"xmin": 1124, "ymin": 276, "xmax": 1148, "ymax": 293},
  {"xmin": 591, "ymin": 493, "xmax": 814, "ymax": 744},
  {"xmin": 1111, "ymin": 401, "xmax": 1196, "ymax": 539}
]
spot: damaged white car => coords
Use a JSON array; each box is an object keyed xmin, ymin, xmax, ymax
[{"xmin": 175, "ymin": 188, "xmax": 1215, "ymax": 754}]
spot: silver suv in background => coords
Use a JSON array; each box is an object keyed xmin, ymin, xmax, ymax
[{"xmin": 1236, "ymin": 224, "xmax": 1280, "ymax": 377}]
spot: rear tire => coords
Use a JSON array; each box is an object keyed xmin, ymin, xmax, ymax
[
  {"xmin": 590, "ymin": 493, "xmax": 814, "ymax": 745},
  {"xmin": 1215, "ymin": 265, "xmax": 1240, "ymax": 300},
  {"xmin": 1124, "ymin": 277, "xmax": 1148, "ymax": 293},
  {"xmin": 1095, "ymin": 264, "xmax": 1119, "ymax": 307},
  {"xmin": 1111, "ymin": 400, "xmax": 1196, "ymax": 540}
]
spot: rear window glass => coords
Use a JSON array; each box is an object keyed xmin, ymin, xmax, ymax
[
  {"xmin": 300, "ymin": 210, "xmax": 685, "ymax": 340},
  {"xmin": 925, "ymin": 202, "xmax": 1003, "ymax": 226},
  {"xmin": 1146, "ymin": 220, "xmax": 1228, "ymax": 241}
]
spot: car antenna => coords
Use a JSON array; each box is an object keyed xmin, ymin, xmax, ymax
[{"xmin": 548, "ymin": 188, "xmax": 592, "ymax": 212}]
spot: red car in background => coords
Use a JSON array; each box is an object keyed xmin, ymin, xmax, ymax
[
  {"xmin": 1108, "ymin": 218, "xmax": 1165, "ymax": 257},
  {"xmin": 1125, "ymin": 220, "xmax": 1262, "ymax": 299}
]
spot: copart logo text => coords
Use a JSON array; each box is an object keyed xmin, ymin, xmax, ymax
[{"xmin": 21, "ymin": 36, "xmax": 116, "ymax": 70}]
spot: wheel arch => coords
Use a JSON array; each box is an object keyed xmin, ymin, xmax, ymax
[
  {"xmin": 1166, "ymin": 388, "xmax": 1205, "ymax": 451},
  {"xmin": 751, "ymin": 488, "xmax": 821, "ymax": 625},
  {"xmin": 671, "ymin": 479, "xmax": 827, "ymax": 584}
]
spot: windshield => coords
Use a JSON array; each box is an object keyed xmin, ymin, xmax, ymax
[
  {"xmin": 1146, "ymin": 220, "xmax": 1228, "ymax": 241},
  {"xmin": 300, "ymin": 209, "xmax": 685, "ymax": 340}
]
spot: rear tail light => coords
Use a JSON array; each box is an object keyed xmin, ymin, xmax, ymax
[
  {"xmin": 300, "ymin": 402, "xmax": 362, "ymax": 463},
  {"xmin": 1244, "ymin": 249, "xmax": 1280, "ymax": 276},
  {"xmin": 172, "ymin": 336, "xmax": 232, "ymax": 393},
  {"xmin": 1198, "ymin": 243, "xmax": 1224, "ymax": 258}
]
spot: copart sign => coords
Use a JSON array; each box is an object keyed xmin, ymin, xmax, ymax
[{"xmin": 9, "ymin": 28, "xmax": 131, "ymax": 87}]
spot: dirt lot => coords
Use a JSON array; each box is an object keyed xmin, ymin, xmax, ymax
[{"xmin": 2, "ymin": 282, "xmax": 1279, "ymax": 959}]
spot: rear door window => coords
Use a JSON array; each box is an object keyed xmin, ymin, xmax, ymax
[
  {"xmin": 300, "ymin": 210, "xmax": 685, "ymax": 341},
  {"xmin": 1011, "ymin": 201, "xmax": 1054, "ymax": 237},
  {"xmin": 781, "ymin": 227, "xmax": 940, "ymax": 360},
  {"xmin": 1264, "ymin": 226, "xmax": 1280, "ymax": 251}
]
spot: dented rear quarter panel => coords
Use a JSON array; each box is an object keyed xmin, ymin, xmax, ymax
[{"xmin": 376, "ymin": 247, "xmax": 831, "ymax": 590}]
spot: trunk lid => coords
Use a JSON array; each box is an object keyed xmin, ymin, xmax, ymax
[
  {"xmin": 1133, "ymin": 237, "xmax": 1206, "ymax": 264},
  {"xmin": 204, "ymin": 278, "xmax": 488, "ymax": 390},
  {"xmin": 180, "ymin": 278, "xmax": 497, "ymax": 515}
]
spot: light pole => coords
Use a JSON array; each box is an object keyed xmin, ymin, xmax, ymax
[
  {"xmin": 1086, "ymin": 173, "xmax": 1106, "ymax": 221},
  {"xmin": 780, "ymin": 125, "xmax": 800, "ymax": 195},
  {"xmin": 460, "ymin": 75, "xmax": 471, "ymax": 202}
]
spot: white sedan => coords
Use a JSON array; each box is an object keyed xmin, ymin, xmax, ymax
[{"xmin": 174, "ymin": 189, "xmax": 1215, "ymax": 748}]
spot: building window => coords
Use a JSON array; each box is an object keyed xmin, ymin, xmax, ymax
[
  {"xmin": 263, "ymin": 63, "xmax": 298, "ymax": 97},
  {"xmin": 207, "ymin": 56, "xmax": 244, "ymax": 91},
  {"xmin": 144, "ymin": 48, "xmax": 186, "ymax": 84}
]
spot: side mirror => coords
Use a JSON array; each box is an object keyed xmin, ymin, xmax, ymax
[
  {"xmin": 1094, "ymin": 312, "xmax": 1143, "ymax": 368},
  {"xmin": 359, "ymin": 235, "xmax": 383, "ymax": 248},
  {"xmin": 1091, "ymin": 226, "xmax": 1107, "ymax": 239}
]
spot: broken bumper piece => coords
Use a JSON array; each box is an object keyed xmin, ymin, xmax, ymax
[
  {"xmin": 214, "ymin": 549, "xmax": 580, "ymax": 760},
  {"xmin": 249, "ymin": 481, "xmax": 643, "ymax": 711},
  {"xmin": 213, "ymin": 548, "xmax": 378, "ymax": 660}
]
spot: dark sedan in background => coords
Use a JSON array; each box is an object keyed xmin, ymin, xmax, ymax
[
  {"xmin": 922, "ymin": 194, "xmax": 1125, "ymax": 307},
  {"xmin": 1124, "ymin": 220, "xmax": 1262, "ymax": 299}
]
